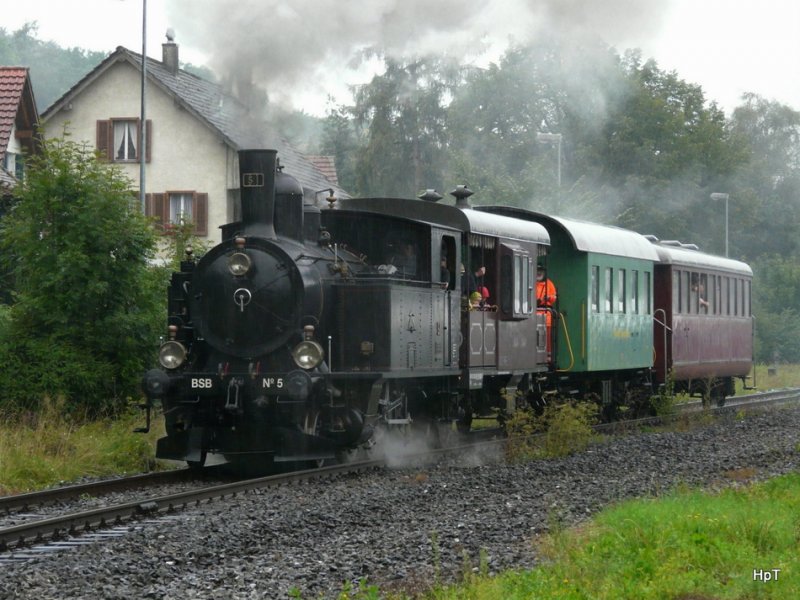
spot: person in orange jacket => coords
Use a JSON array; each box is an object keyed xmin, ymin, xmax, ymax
[
  {"xmin": 536, "ymin": 265, "xmax": 556, "ymax": 308},
  {"xmin": 536, "ymin": 265, "xmax": 557, "ymax": 357}
]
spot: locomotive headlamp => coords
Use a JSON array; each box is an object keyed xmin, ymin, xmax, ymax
[
  {"xmin": 159, "ymin": 341, "xmax": 187, "ymax": 370},
  {"xmin": 228, "ymin": 252, "xmax": 252, "ymax": 276},
  {"xmin": 291, "ymin": 340, "xmax": 324, "ymax": 370}
]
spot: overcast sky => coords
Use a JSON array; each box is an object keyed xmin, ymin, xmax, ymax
[{"xmin": 4, "ymin": 0, "xmax": 799, "ymax": 117}]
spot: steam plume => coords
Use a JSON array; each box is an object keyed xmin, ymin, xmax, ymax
[{"xmin": 166, "ymin": 0, "xmax": 668, "ymax": 110}]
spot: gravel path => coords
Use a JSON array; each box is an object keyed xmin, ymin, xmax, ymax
[{"xmin": 1, "ymin": 406, "xmax": 798, "ymax": 599}]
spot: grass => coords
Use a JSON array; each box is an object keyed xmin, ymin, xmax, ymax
[
  {"xmin": 739, "ymin": 363, "xmax": 800, "ymax": 395},
  {"xmin": 425, "ymin": 472, "xmax": 800, "ymax": 600},
  {"xmin": 0, "ymin": 399, "xmax": 165, "ymax": 494}
]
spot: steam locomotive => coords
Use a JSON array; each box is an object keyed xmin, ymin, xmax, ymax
[{"xmin": 140, "ymin": 149, "xmax": 754, "ymax": 468}]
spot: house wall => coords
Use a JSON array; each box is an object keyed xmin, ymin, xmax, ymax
[
  {"xmin": 45, "ymin": 61, "xmax": 234, "ymax": 242},
  {"xmin": 3, "ymin": 123, "xmax": 23, "ymax": 175}
]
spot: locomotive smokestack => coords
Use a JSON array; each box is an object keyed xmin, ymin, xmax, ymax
[{"xmin": 239, "ymin": 149, "xmax": 278, "ymax": 238}]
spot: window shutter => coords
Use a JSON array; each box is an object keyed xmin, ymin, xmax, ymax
[
  {"xmin": 96, "ymin": 120, "xmax": 112, "ymax": 161},
  {"xmin": 144, "ymin": 193, "xmax": 153, "ymax": 216},
  {"xmin": 194, "ymin": 193, "xmax": 209, "ymax": 236},
  {"xmin": 143, "ymin": 119, "xmax": 152, "ymax": 163},
  {"xmin": 153, "ymin": 193, "xmax": 167, "ymax": 230}
]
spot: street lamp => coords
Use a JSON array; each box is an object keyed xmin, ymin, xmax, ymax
[
  {"xmin": 140, "ymin": 0, "xmax": 147, "ymax": 212},
  {"xmin": 710, "ymin": 192, "xmax": 729, "ymax": 257},
  {"xmin": 536, "ymin": 132, "xmax": 562, "ymax": 188}
]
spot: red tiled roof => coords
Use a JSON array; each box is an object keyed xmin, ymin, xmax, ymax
[
  {"xmin": 0, "ymin": 67, "xmax": 29, "ymax": 168},
  {"xmin": 305, "ymin": 155, "xmax": 339, "ymax": 185}
]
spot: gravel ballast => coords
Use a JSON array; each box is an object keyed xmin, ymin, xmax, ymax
[{"xmin": 1, "ymin": 406, "xmax": 798, "ymax": 599}]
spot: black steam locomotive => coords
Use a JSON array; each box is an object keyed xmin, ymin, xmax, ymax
[{"xmin": 141, "ymin": 149, "xmax": 754, "ymax": 468}]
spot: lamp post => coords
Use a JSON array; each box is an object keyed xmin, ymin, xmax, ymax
[
  {"xmin": 710, "ymin": 192, "xmax": 729, "ymax": 257},
  {"xmin": 536, "ymin": 132, "xmax": 562, "ymax": 188},
  {"xmin": 140, "ymin": 0, "xmax": 147, "ymax": 212}
]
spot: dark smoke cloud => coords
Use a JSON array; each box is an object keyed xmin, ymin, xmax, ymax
[{"xmin": 166, "ymin": 0, "xmax": 668, "ymax": 110}]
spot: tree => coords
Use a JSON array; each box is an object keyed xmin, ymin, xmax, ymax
[
  {"xmin": 321, "ymin": 104, "xmax": 361, "ymax": 194},
  {"xmin": 0, "ymin": 134, "xmax": 164, "ymax": 415},
  {"xmin": 349, "ymin": 56, "xmax": 460, "ymax": 197},
  {"xmin": 0, "ymin": 23, "xmax": 107, "ymax": 110},
  {"xmin": 727, "ymin": 94, "xmax": 800, "ymax": 259}
]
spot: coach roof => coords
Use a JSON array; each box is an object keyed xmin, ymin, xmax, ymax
[
  {"xmin": 650, "ymin": 241, "xmax": 752, "ymax": 275},
  {"xmin": 335, "ymin": 197, "xmax": 550, "ymax": 245},
  {"xmin": 479, "ymin": 206, "xmax": 660, "ymax": 261}
]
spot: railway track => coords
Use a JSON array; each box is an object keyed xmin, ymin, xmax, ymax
[{"xmin": 1, "ymin": 386, "xmax": 798, "ymax": 561}]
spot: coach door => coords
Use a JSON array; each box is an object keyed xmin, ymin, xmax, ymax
[{"xmin": 433, "ymin": 230, "xmax": 458, "ymax": 367}]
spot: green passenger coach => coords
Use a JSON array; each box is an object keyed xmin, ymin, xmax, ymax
[
  {"xmin": 539, "ymin": 214, "xmax": 660, "ymax": 374},
  {"xmin": 480, "ymin": 207, "xmax": 661, "ymax": 408}
]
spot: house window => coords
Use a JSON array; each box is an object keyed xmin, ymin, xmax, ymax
[
  {"xmin": 97, "ymin": 119, "xmax": 152, "ymax": 163},
  {"xmin": 114, "ymin": 120, "xmax": 138, "ymax": 160},
  {"xmin": 169, "ymin": 192, "xmax": 194, "ymax": 224},
  {"xmin": 145, "ymin": 191, "xmax": 208, "ymax": 236},
  {"xmin": 4, "ymin": 152, "xmax": 24, "ymax": 180}
]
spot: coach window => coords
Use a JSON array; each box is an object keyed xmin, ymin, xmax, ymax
[
  {"xmin": 604, "ymin": 267, "xmax": 613, "ymax": 312},
  {"xmin": 672, "ymin": 270, "xmax": 681, "ymax": 313},
  {"xmin": 591, "ymin": 266, "xmax": 599, "ymax": 312},
  {"xmin": 501, "ymin": 248, "xmax": 532, "ymax": 318},
  {"xmin": 617, "ymin": 269, "xmax": 626, "ymax": 313},
  {"xmin": 500, "ymin": 255, "xmax": 512, "ymax": 314},
  {"xmin": 522, "ymin": 256, "xmax": 532, "ymax": 313},
  {"xmin": 513, "ymin": 256, "xmax": 522, "ymax": 313},
  {"xmin": 738, "ymin": 279, "xmax": 743, "ymax": 316},
  {"xmin": 746, "ymin": 280, "xmax": 751, "ymax": 316},
  {"xmin": 742, "ymin": 279, "xmax": 747, "ymax": 316},
  {"xmin": 632, "ymin": 270, "xmax": 639, "ymax": 313},
  {"xmin": 707, "ymin": 275, "xmax": 716, "ymax": 315},
  {"xmin": 645, "ymin": 271, "xmax": 651, "ymax": 315}
]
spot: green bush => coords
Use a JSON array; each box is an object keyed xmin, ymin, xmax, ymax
[
  {"xmin": 0, "ymin": 134, "xmax": 165, "ymax": 416},
  {"xmin": 505, "ymin": 401, "xmax": 598, "ymax": 462}
]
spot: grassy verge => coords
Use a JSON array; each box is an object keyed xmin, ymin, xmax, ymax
[
  {"xmin": 739, "ymin": 363, "xmax": 800, "ymax": 395},
  {"xmin": 424, "ymin": 472, "xmax": 800, "ymax": 600},
  {"xmin": 0, "ymin": 401, "xmax": 165, "ymax": 494}
]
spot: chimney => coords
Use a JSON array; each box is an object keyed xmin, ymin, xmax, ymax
[
  {"xmin": 239, "ymin": 149, "xmax": 278, "ymax": 239},
  {"xmin": 162, "ymin": 29, "xmax": 179, "ymax": 75}
]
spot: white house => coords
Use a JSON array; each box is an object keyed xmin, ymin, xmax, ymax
[
  {"xmin": 0, "ymin": 67, "xmax": 40, "ymax": 197},
  {"xmin": 41, "ymin": 40, "xmax": 346, "ymax": 241}
]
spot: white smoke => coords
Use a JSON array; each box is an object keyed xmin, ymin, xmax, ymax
[{"xmin": 166, "ymin": 0, "xmax": 668, "ymax": 112}]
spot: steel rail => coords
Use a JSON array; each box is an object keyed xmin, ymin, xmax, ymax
[
  {"xmin": 2, "ymin": 387, "xmax": 798, "ymax": 554},
  {"xmin": 0, "ymin": 467, "xmax": 227, "ymax": 514}
]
